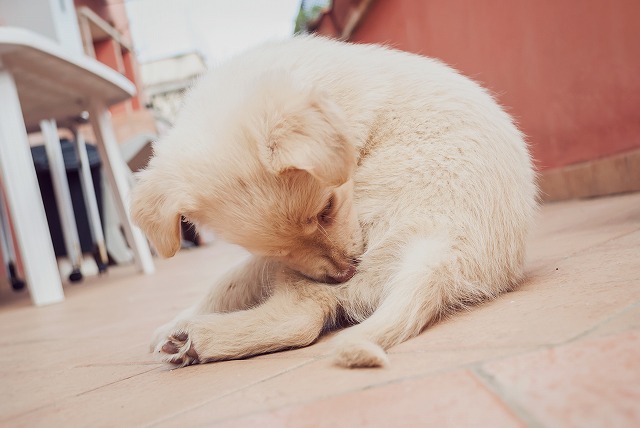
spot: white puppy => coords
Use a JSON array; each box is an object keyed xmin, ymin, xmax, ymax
[{"xmin": 131, "ymin": 36, "xmax": 537, "ymax": 368}]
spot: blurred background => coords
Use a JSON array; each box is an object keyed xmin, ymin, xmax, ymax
[{"xmin": 0, "ymin": 0, "xmax": 638, "ymax": 300}]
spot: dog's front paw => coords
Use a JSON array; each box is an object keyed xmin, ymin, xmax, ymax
[{"xmin": 155, "ymin": 330, "xmax": 200, "ymax": 367}]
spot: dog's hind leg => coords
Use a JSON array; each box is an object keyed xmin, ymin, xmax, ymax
[{"xmin": 333, "ymin": 234, "xmax": 487, "ymax": 368}]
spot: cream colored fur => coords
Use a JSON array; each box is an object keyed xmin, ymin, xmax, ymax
[{"xmin": 131, "ymin": 36, "xmax": 537, "ymax": 368}]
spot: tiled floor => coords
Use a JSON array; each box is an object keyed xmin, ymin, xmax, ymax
[{"xmin": 1, "ymin": 192, "xmax": 639, "ymax": 427}]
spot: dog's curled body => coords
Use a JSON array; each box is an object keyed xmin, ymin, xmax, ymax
[{"xmin": 132, "ymin": 36, "xmax": 537, "ymax": 368}]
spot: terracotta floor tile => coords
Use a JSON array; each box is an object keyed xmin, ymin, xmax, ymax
[
  {"xmin": 479, "ymin": 330, "xmax": 640, "ymax": 427},
  {"xmin": 212, "ymin": 370, "xmax": 524, "ymax": 428}
]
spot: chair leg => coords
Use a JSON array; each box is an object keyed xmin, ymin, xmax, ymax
[
  {"xmin": 72, "ymin": 128, "xmax": 108, "ymax": 273},
  {"xmin": 0, "ymin": 70, "xmax": 64, "ymax": 305},
  {"xmin": 41, "ymin": 119, "xmax": 83, "ymax": 283},
  {"xmin": 88, "ymin": 101, "xmax": 154, "ymax": 274}
]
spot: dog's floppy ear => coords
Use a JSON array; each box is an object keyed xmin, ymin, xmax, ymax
[
  {"xmin": 254, "ymin": 78, "xmax": 356, "ymax": 186},
  {"xmin": 130, "ymin": 166, "xmax": 188, "ymax": 258}
]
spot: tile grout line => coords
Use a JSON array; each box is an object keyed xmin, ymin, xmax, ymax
[
  {"xmin": 530, "ymin": 226, "xmax": 640, "ymax": 274},
  {"xmin": 73, "ymin": 361, "xmax": 164, "ymax": 368},
  {"xmin": 559, "ymin": 227, "xmax": 640, "ymax": 261},
  {"xmin": 471, "ymin": 365, "xmax": 544, "ymax": 428},
  {"xmin": 2, "ymin": 365, "xmax": 163, "ymax": 425},
  {"xmin": 75, "ymin": 366, "xmax": 163, "ymax": 396},
  {"xmin": 561, "ymin": 299, "xmax": 640, "ymax": 345}
]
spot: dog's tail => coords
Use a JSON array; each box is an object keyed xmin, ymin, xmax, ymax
[{"xmin": 332, "ymin": 234, "xmax": 508, "ymax": 368}]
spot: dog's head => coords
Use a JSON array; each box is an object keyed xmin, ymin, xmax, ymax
[{"xmin": 131, "ymin": 72, "xmax": 363, "ymax": 284}]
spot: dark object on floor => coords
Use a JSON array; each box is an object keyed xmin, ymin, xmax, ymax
[{"xmin": 31, "ymin": 140, "xmax": 104, "ymax": 258}]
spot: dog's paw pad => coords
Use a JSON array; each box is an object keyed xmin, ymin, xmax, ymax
[
  {"xmin": 161, "ymin": 341, "xmax": 180, "ymax": 354},
  {"xmin": 174, "ymin": 332, "xmax": 188, "ymax": 341},
  {"xmin": 332, "ymin": 338, "xmax": 389, "ymax": 369},
  {"xmin": 156, "ymin": 331, "xmax": 200, "ymax": 367}
]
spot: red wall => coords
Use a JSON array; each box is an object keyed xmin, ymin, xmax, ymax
[{"xmin": 339, "ymin": 0, "xmax": 640, "ymax": 170}]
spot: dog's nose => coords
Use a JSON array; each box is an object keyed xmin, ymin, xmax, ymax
[{"xmin": 325, "ymin": 263, "xmax": 357, "ymax": 284}]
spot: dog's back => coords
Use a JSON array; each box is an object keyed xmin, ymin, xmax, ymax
[{"xmin": 192, "ymin": 35, "xmax": 537, "ymax": 304}]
